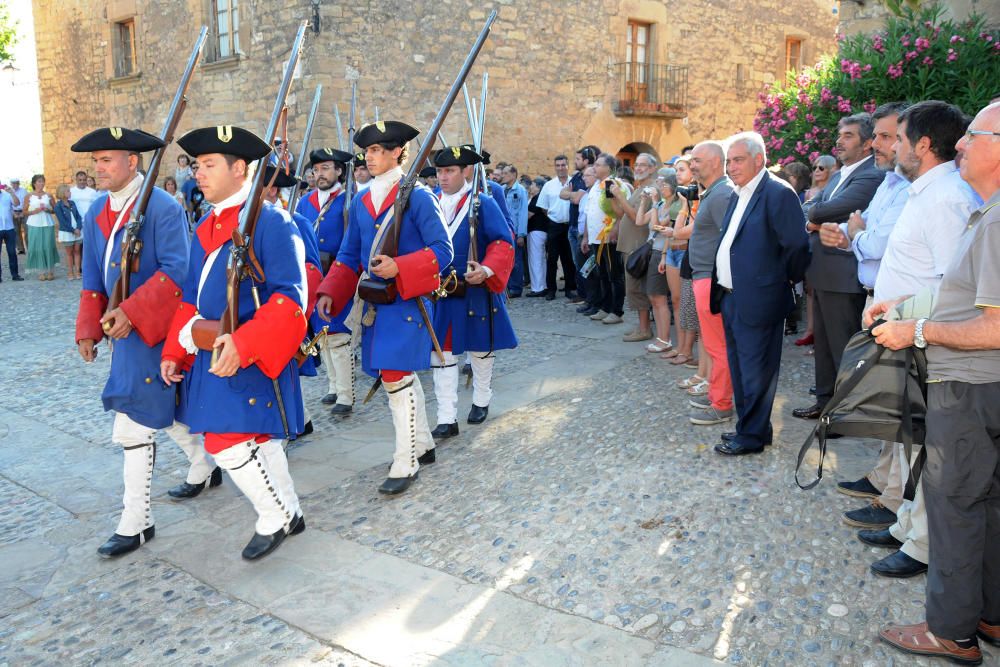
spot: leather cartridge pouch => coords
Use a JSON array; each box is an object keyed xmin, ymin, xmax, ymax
[
  {"xmin": 191, "ymin": 319, "xmax": 221, "ymax": 352},
  {"xmin": 357, "ymin": 278, "xmax": 398, "ymax": 305}
]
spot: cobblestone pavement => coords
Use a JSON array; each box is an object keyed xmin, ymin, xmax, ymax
[{"xmin": 1, "ymin": 256, "xmax": 997, "ymax": 666}]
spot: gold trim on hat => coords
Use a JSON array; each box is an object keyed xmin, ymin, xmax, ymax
[
  {"xmin": 324, "ymin": 148, "xmax": 334, "ymax": 155},
  {"xmin": 109, "ymin": 127, "xmax": 123, "ymax": 140},
  {"xmin": 375, "ymin": 121, "xmax": 386, "ymax": 133},
  {"xmin": 451, "ymin": 146, "xmax": 461, "ymax": 159},
  {"xmin": 217, "ymin": 125, "xmax": 233, "ymax": 143}
]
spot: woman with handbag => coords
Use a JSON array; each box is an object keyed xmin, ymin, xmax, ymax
[
  {"xmin": 24, "ymin": 174, "xmax": 59, "ymax": 280},
  {"xmin": 54, "ymin": 184, "xmax": 83, "ymax": 280},
  {"xmin": 634, "ymin": 170, "xmax": 680, "ymax": 354}
]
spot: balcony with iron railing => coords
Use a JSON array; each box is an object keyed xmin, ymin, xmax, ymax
[{"xmin": 613, "ymin": 62, "xmax": 689, "ymax": 118}]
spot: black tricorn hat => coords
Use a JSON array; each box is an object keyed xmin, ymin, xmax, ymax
[
  {"xmin": 309, "ymin": 147, "xmax": 354, "ymax": 167},
  {"xmin": 433, "ymin": 145, "xmax": 484, "ymax": 168},
  {"xmin": 176, "ymin": 125, "xmax": 272, "ymax": 161},
  {"xmin": 354, "ymin": 120, "xmax": 419, "ymax": 150},
  {"xmin": 262, "ymin": 165, "xmax": 306, "ymax": 189},
  {"xmin": 418, "ymin": 166, "xmax": 438, "ymax": 178},
  {"xmin": 354, "ymin": 153, "xmax": 368, "ymax": 166},
  {"xmin": 70, "ymin": 127, "xmax": 165, "ymax": 153}
]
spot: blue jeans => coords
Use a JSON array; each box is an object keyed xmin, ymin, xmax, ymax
[
  {"xmin": 0, "ymin": 229, "xmax": 20, "ymax": 279},
  {"xmin": 508, "ymin": 236, "xmax": 526, "ymax": 294},
  {"xmin": 567, "ymin": 226, "xmax": 587, "ymax": 300}
]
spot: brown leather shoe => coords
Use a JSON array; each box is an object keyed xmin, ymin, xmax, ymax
[
  {"xmin": 879, "ymin": 622, "xmax": 982, "ymax": 665},
  {"xmin": 978, "ymin": 619, "xmax": 1000, "ymax": 646}
]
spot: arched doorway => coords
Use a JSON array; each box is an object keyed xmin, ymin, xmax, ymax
[{"xmin": 616, "ymin": 142, "xmax": 660, "ymax": 168}]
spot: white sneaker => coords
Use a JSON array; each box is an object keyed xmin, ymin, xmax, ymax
[
  {"xmin": 601, "ymin": 313, "xmax": 623, "ymax": 324},
  {"xmin": 589, "ymin": 310, "xmax": 609, "ymax": 321}
]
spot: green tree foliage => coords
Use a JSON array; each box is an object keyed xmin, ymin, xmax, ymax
[{"xmin": 0, "ymin": 1, "xmax": 18, "ymax": 63}]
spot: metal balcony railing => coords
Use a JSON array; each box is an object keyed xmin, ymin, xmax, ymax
[{"xmin": 613, "ymin": 62, "xmax": 688, "ymax": 118}]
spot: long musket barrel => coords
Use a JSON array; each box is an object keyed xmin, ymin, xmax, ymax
[
  {"xmin": 286, "ymin": 84, "xmax": 323, "ymax": 215},
  {"xmin": 381, "ymin": 9, "xmax": 498, "ymax": 258},
  {"xmin": 108, "ymin": 26, "xmax": 208, "ymax": 311},
  {"xmin": 343, "ymin": 81, "xmax": 358, "ymax": 228}
]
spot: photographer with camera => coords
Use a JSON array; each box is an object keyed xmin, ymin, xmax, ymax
[
  {"xmin": 608, "ymin": 153, "xmax": 659, "ymax": 341},
  {"xmin": 580, "ymin": 153, "xmax": 628, "ymax": 323}
]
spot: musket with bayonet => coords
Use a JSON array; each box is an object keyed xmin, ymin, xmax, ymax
[
  {"xmin": 192, "ymin": 21, "xmax": 308, "ymax": 440},
  {"xmin": 104, "ymin": 26, "xmax": 208, "ymax": 326},
  {"xmin": 285, "ymin": 84, "xmax": 323, "ymax": 217},
  {"xmin": 367, "ymin": 10, "xmax": 498, "ymax": 366},
  {"xmin": 343, "ymin": 81, "xmax": 358, "ymax": 232}
]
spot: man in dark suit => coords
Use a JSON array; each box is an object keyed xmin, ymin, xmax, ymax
[
  {"xmin": 794, "ymin": 113, "xmax": 884, "ymax": 419},
  {"xmin": 712, "ymin": 133, "xmax": 811, "ymax": 455}
]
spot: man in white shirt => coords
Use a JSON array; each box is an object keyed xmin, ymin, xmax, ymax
[
  {"xmin": 0, "ymin": 184, "xmax": 23, "ymax": 280},
  {"xmin": 844, "ymin": 101, "xmax": 981, "ymax": 579},
  {"xmin": 711, "ymin": 133, "xmax": 810, "ymax": 454},
  {"xmin": 536, "ymin": 155, "xmax": 577, "ymax": 300},
  {"xmin": 69, "ymin": 170, "xmax": 99, "ymax": 218}
]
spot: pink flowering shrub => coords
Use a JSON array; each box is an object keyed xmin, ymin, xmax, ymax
[{"xmin": 753, "ymin": 6, "xmax": 999, "ymax": 165}]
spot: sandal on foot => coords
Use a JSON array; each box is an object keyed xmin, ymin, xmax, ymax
[
  {"xmin": 669, "ymin": 353, "xmax": 691, "ymax": 366},
  {"xmin": 879, "ymin": 621, "xmax": 983, "ymax": 665},
  {"xmin": 646, "ymin": 338, "xmax": 673, "ymax": 353},
  {"xmin": 677, "ymin": 374, "xmax": 705, "ymax": 389}
]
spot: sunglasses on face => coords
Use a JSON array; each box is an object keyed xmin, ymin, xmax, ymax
[{"xmin": 813, "ymin": 166, "xmax": 826, "ymax": 171}]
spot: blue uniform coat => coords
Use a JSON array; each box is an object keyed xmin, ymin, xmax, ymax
[{"xmin": 296, "ymin": 189, "xmax": 352, "ymax": 336}]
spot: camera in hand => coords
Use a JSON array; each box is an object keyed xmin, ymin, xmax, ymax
[
  {"xmin": 604, "ymin": 179, "xmax": 613, "ymax": 198},
  {"xmin": 675, "ymin": 184, "xmax": 699, "ymax": 202}
]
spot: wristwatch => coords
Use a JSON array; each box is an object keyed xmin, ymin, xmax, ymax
[{"xmin": 914, "ymin": 318, "xmax": 928, "ymax": 349}]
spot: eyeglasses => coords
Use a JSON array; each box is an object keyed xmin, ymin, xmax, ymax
[
  {"xmin": 965, "ymin": 129, "xmax": 1000, "ymax": 141},
  {"xmin": 813, "ymin": 165, "xmax": 826, "ymax": 171}
]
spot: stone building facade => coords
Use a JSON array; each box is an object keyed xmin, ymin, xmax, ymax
[
  {"xmin": 838, "ymin": 0, "xmax": 1000, "ymax": 37},
  {"xmin": 32, "ymin": 0, "xmax": 837, "ymax": 180}
]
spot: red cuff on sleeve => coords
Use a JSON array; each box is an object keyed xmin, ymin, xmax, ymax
[
  {"xmin": 119, "ymin": 270, "xmax": 184, "ymax": 347},
  {"xmin": 305, "ymin": 262, "xmax": 323, "ymax": 319},
  {"xmin": 231, "ymin": 293, "xmax": 308, "ymax": 379},
  {"xmin": 482, "ymin": 240, "xmax": 515, "ymax": 293},
  {"xmin": 162, "ymin": 301, "xmax": 197, "ymax": 371},
  {"xmin": 76, "ymin": 290, "xmax": 108, "ymax": 344},
  {"xmin": 395, "ymin": 248, "xmax": 441, "ymax": 300},
  {"xmin": 317, "ymin": 261, "xmax": 360, "ymax": 316}
]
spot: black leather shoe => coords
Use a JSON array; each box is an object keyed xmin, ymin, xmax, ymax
[
  {"xmin": 714, "ymin": 440, "xmax": 765, "ymax": 456},
  {"xmin": 432, "ymin": 422, "xmax": 459, "ymax": 439},
  {"xmin": 168, "ymin": 467, "xmax": 223, "ymax": 500},
  {"xmin": 526, "ymin": 290, "xmax": 546, "ymax": 298},
  {"xmin": 321, "ymin": 393, "xmax": 338, "ymax": 405},
  {"xmin": 870, "ymin": 550, "xmax": 927, "ymax": 578},
  {"xmin": 418, "ymin": 449, "xmax": 436, "ymax": 465},
  {"xmin": 462, "ymin": 364, "xmax": 472, "ymax": 377},
  {"xmin": 576, "ymin": 304, "xmax": 593, "ymax": 313},
  {"xmin": 378, "ymin": 473, "xmax": 418, "ymax": 495},
  {"xmin": 544, "ymin": 291, "xmax": 555, "ymax": 301},
  {"xmin": 809, "ymin": 386, "xmax": 817, "ymax": 396},
  {"xmin": 97, "ymin": 525, "xmax": 155, "ymax": 558},
  {"xmin": 792, "ymin": 403, "xmax": 824, "ymax": 420},
  {"xmin": 843, "ymin": 503, "xmax": 897, "ymax": 529},
  {"xmin": 301, "ymin": 420, "xmax": 314, "ymax": 436},
  {"xmin": 858, "ymin": 528, "xmax": 903, "ymax": 549},
  {"xmin": 330, "ymin": 403, "xmax": 353, "ymax": 416},
  {"xmin": 721, "ymin": 432, "xmax": 772, "ymax": 447},
  {"xmin": 241, "ymin": 528, "xmax": 287, "ymax": 560},
  {"xmin": 467, "ymin": 404, "xmax": 489, "ymax": 424},
  {"xmin": 12, "ymin": 275, "xmax": 24, "ymax": 281},
  {"xmin": 837, "ymin": 476, "xmax": 880, "ymax": 499},
  {"xmin": 289, "ymin": 513, "xmax": 306, "ymax": 536},
  {"xmin": 508, "ymin": 291, "xmax": 522, "ymax": 298}
]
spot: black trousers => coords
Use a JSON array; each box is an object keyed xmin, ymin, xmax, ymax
[
  {"xmin": 812, "ymin": 289, "xmax": 866, "ymax": 405},
  {"xmin": 545, "ymin": 221, "xmax": 576, "ymax": 294},
  {"xmin": 596, "ymin": 242, "xmax": 624, "ymax": 316},
  {"xmin": 924, "ymin": 381, "xmax": 1000, "ymax": 639}
]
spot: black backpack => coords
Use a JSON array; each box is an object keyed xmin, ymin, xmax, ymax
[{"xmin": 795, "ymin": 323, "xmax": 928, "ymax": 498}]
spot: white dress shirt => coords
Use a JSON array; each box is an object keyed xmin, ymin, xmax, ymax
[
  {"xmin": 715, "ymin": 167, "xmax": 767, "ymax": 289},
  {"xmin": 873, "ymin": 160, "xmax": 981, "ymax": 302},
  {"xmin": 826, "ymin": 154, "xmax": 873, "ymax": 199},
  {"xmin": 537, "ymin": 176, "xmax": 571, "ymax": 223}
]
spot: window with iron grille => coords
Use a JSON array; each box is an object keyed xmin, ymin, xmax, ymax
[{"xmin": 113, "ymin": 18, "xmax": 137, "ymax": 78}]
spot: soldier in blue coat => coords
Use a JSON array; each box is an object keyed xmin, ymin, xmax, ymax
[
  {"xmin": 316, "ymin": 120, "xmax": 453, "ymax": 496},
  {"xmin": 162, "ymin": 126, "xmax": 307, "ymax": 561},
  {"xmin": 72, "ymin": 127, "xmax": 221, "ymax": 559},
  {"xmin": 263, "ymin": 166, "xmax": 324, "ymax": 436},
  {"xmin": 296, "ymin": 147, "xmax": 356, "ymax": 415},
  {"xmin": 429, "ymin": 146, "xmax": 518, "ymax": 439}
]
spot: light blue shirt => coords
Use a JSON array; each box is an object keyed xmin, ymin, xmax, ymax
[
  {"xmin": 839, "ymin": 168, "xmax": 910, "ymax": 289},
  {"xmin": 0, "ymin": 190, "xmax": 14, "ymax": 231},
  {"xmin": 504, "ymin": 182, "xmax": 529, "ymax": 237}
]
